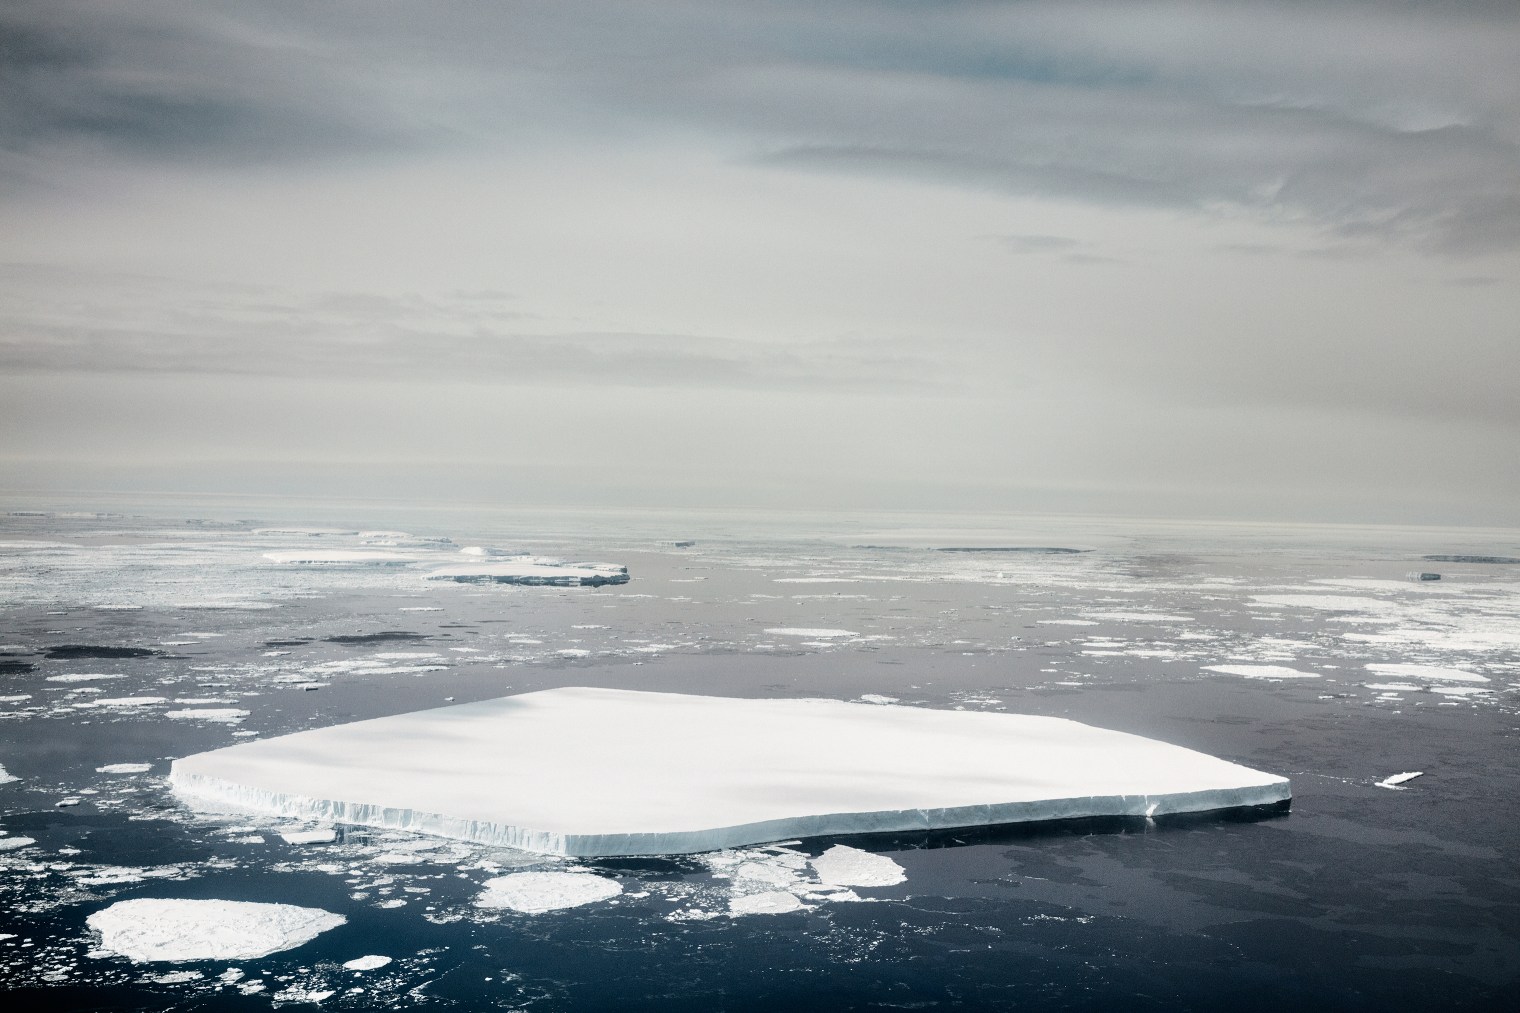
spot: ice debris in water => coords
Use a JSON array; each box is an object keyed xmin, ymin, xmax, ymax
[
  {"xmin": 1203, "ymin": 665, "xmax": 1319, "ymax": 679},
  {"xmin": 86, "ymin": 898, "xmax": 344, "ymax": 962},
  {"xmin": 342, "ymin": 954, "xmax": 392, "ymax": 971},
  {"xmin": 474, "ymin": 871, "xmax": 623, "ymax": 914},
  {"xmin": 1364, "ymin": 663, "xmax": 1488, "ymax": 684},
  {"xmin": 729, "ymin": 891, "xmax": 806, "ymax": 916},
  {"xmin": 0, "ymin": 762, "xmax": 18, "ymax": 785},
  {"xmin": 810, "ymin": 845, "xmax": 907, "ymax": 887},
  {"xmin": 763, "ymin": 628, "xmax": 857, "ymax": 638},
  {"xmin": 1376, "ymin": 771, "xmax": 1424, "ymax": 790},
  {"xmin": 97, "ymin": 763, "xmax": 154, "ymax": 774}
]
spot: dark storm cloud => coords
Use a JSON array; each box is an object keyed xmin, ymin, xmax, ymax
[{"xmin": 3, "ymin": 1, "xmax": 1518, "ymax": 251}]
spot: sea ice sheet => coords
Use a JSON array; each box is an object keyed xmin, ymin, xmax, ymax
[
  {"xmin": 170, "ymin": 688, "xmax": 1290, "ymax": 857},
  {"xmin": 87, "ymin": 898, "xmax": 344, "ymax": 962}
]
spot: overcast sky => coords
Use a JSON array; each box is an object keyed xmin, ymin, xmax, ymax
[{"xmin": 2, "ymin": 1, "xmax": 1517, "ymax": 524}]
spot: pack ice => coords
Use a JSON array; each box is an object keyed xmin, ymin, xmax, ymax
[
  {"xmin": 426, "ymin": 557, "xmax": 629, "ymax": 587},
  {"xmin": 170, "ymin": 688, "xmax": 1289, "ymax": 857}
]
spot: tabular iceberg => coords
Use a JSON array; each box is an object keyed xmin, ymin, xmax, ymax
[{"xmin": 169, "ymin": 687, "xmax": 1290, "ymax": 857}]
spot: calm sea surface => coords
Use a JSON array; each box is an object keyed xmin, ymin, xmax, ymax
[{"xmin": 2, "ymin": 499, "xmax": 1518, "ymax": 1010}]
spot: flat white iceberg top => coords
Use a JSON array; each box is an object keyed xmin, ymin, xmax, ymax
[
  {"xmin": 87, "ymin": 898, "xmax": 344, "ymax": 963},
  {"xmin": 475, "ymin": 871, "xmax": 623, "ymax": 913},
  {"xmin": 170, "ymin": 687, "xmax": 1290, "ymax": 857}
]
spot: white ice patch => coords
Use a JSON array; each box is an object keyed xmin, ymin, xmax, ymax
[
  {"xmin": 90, "ymin": 698, "xmax": 167, "ymax": 708},
  {"xmin": 1251, "ymin": 595, "xmax": 1393, "ymax": 612},
  {"xmin": 0, "ymin": 762, "xmax": 17, "ymax": 785},
  {"xmin": 1376, "ymin": 771, "xmax": 1424, "ymax": 790},
  {"xmin": 1364, "ymin": 663, "xmax": 1489, "ymax": 684},
  {"xmin": 86, "ymin": 898, "xmax": 344, "ymax": 962},
  {"xmin": 169, "ymin": 687, "xmax": 1290, "ymax": 858},
  {"xmin": 763, "ymin": 628, "xmax": 857, "ymax": 638},
  {"xmin": 166, "ymin": 708, "xmax": 249, "ymax": 722},
  {"xmin": 342, "ymin": 954, "xmax": 392, "ymax": 971},
  {"xmin": 0, "ymin": 836, "xmax": 36, "ymax": 850},
  {"xmin": 858, "ymin": 694, "xmax": 899, "ymax": 705},
  {"xmin": 279, "ymin": 828, "xmax": 336, "ymax": 845},
  {"xmin": 97, "ymin": 763, "xmax": 154, "ymax": 774},
  {"xmin": 263, "ymin": 551, "xmax": 416, "ymax": 565},
  {"xmin": 45, "ymin": 674, "xmax": 125, "ymax": 683},
  {"xmin": 729, "ymin": 891, "xmax": 805, "ymax": 916},
  {"xmin": 474, "ymin": 871, "xmax": 623, "ymax": 914},
  {"xmin": 1203, "ymin": 665, "xmax": 1319, "ymax": 680},
  {"xmin": 810, "ymin": 845, "xmax": 906, "ymax": 887}
]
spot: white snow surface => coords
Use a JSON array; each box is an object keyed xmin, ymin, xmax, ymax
[
  {"xmin": 343, "ymin": 954, "xmax": 393, "ymax": 971},
  {"xmin": 1203, "ymin": 665, "xmax": 1320, "ymax": 680},
  {"xmin": 427, "ymin": 558, "xmax": 628, "ymax": 586},
  {"xmin": 97, "ymin": 763, "xmax": 154, "ymax": 774},
  {"xmin": 729, "ymin": 891, "xmax": 806, "ymax": 916},
  {"xmin": 1376, "ymin": 771, "xmax": 1424, "ymax": 789},
  {"xmin": 474, "ymin": 871, "xmax": 623, "ymax": 913},
  {"xmin": 811, "ymin": 845, "xmax": 907, "ymax": 887},
  {"xmin": 87, "ymin": 898, "xmax": 344, "ymax": 962},
  {"xmin": 763, "ymin": 628, "xmax": 857, "ymax": 638},
  {"xmin": 0, "ymin": 762, "xmax": 17, "ymax": 785},
  {"xmin": 1364, "ymin": 663, "xmax": 1489, "ymax": 684},
  {"xmin": 169, "ymin": 687, "xmax": 1290, "ymax": 857}
]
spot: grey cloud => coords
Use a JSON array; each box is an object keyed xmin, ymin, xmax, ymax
[
  {"xmin": 3, "ymin": 2, "xmax": 1518, "ymax": 250},
  {"xmin": 0, "ymin": 265, "xmax": 950, "ymax": 392}
]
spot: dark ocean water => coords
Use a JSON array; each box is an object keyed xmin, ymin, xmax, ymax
[{"xmin": 2, "ymin": 503, "xmax": 1518, "ymax": 1010}]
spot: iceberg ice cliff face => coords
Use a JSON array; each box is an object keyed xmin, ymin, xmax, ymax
[{"xmin": 170, "ymin": 688, "xmax": 1290, "ymax": 858}]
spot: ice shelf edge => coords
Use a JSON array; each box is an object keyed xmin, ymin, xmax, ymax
[{"xmin": 168, "ymin": 767, "xmax": 1290, "ymax": 858}]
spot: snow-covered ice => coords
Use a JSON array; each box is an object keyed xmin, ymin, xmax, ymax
[
  {"xmin": 96, "ymin": 763, "xmax": 154, "ymax": 774},
  {"xmin": 811, "ymin": 845, "xmax": 907, "ymax": 887},
  {"xmin": 86, "ymin": 898, "xmax": 345, "ymax": 962},
  {"xmin": 1364, "ymin": 663, "xmax": 1489, "ymax": 684},
  {"xmin": 1203, "ymin": 665, "xmax": 1320, "ymax": 680},
  {"xmin": 342, "ymin": 954, "xmax": 393, "ymax": 971},
  {"xmin": 0, "ymin": 762, "xmax": 17, "ymax": 785},
  {"xmin": 729, "ymin": 891, "xmax": 806, "ymax": 916},
  {"xmin": 474, "ymin": 871, "xmax": 623, "ymax": 913},
  {"xmin": 1376, "ymin": 771, "xmax": 1424, "ymax": 789},
  {"xmin": 427, "ymin": 558, "xmax": 628, "ymax": 586},
  {"xmin": 170, "ymin": 687, "xmax": 1290, "ymax": 857},
  {"xmin": 764, "ymin": 628, "xmax": 857, "ymax": 638},
  {"xmin": 166, "ymin": 708, "xmax": 249, "ymax": 722}
]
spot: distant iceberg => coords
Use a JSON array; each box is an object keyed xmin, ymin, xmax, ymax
[
  {"xmin": 170, "ymin": 687, "xmax": 1289, "ymax": 858},
  {"xmin": 426, "ymin": 557, "xmax": 629, "ymax": 587}
]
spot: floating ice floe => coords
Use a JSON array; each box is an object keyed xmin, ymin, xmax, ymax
[
  {"xmin": 45, "ymin": 674, "xmax": 125, "ymax": 683},
  {"xmin": 262, "ymin": 551, "xmax": 417, "ymax": 565},
  {"xmin": 342, "ymin": 954, "xmax": 392, "ymax": 971},
  {"xmin": 811, "ymin": 844, "xmax": 906, "ymax": 887},
  {"xmin": 474, "ymin": 871, "xmax": 623, "ymax": 913},
  {"xmin": 763, "ymin": 628, "xmax": 856, "ymax": 638},
  {"xmin": 426, "ymin": 558, "xmax": 629, "ymax": 587},
  {"xmin": 166, "ymin": 708, "xmax": 249, "ymax": 723},
  {"xmin": 1363, "ymin": 663, "xmax": 1488, "ymax": 684},
  {"xmin": 1375, "ymin": 771, "xmax": 1424, "ymax": 790},
  {"xmin": 0, "ymin": 837, "xmax": 37, "ymax": 851},
  {"xmin": 86, "ymin": 898, "xmax": 344, "ymax": 962},
  {"xmin": 0, "ymin": 762, "xmax": 17, "ymax": 785},
  {"xmin": 278, "ymin": 828, "xmax": 336, "ymax": 845},
  {"xmin": 170, "ymin": 687, "xmax": 1290, "ymax": 857},
  {"xmin": 1203, "ymin": 665, "xmax": 1320, "ymax": 680},
  {"xmin": 97, "ymin": 763, "xmax": 154, "ymax": 774}
]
